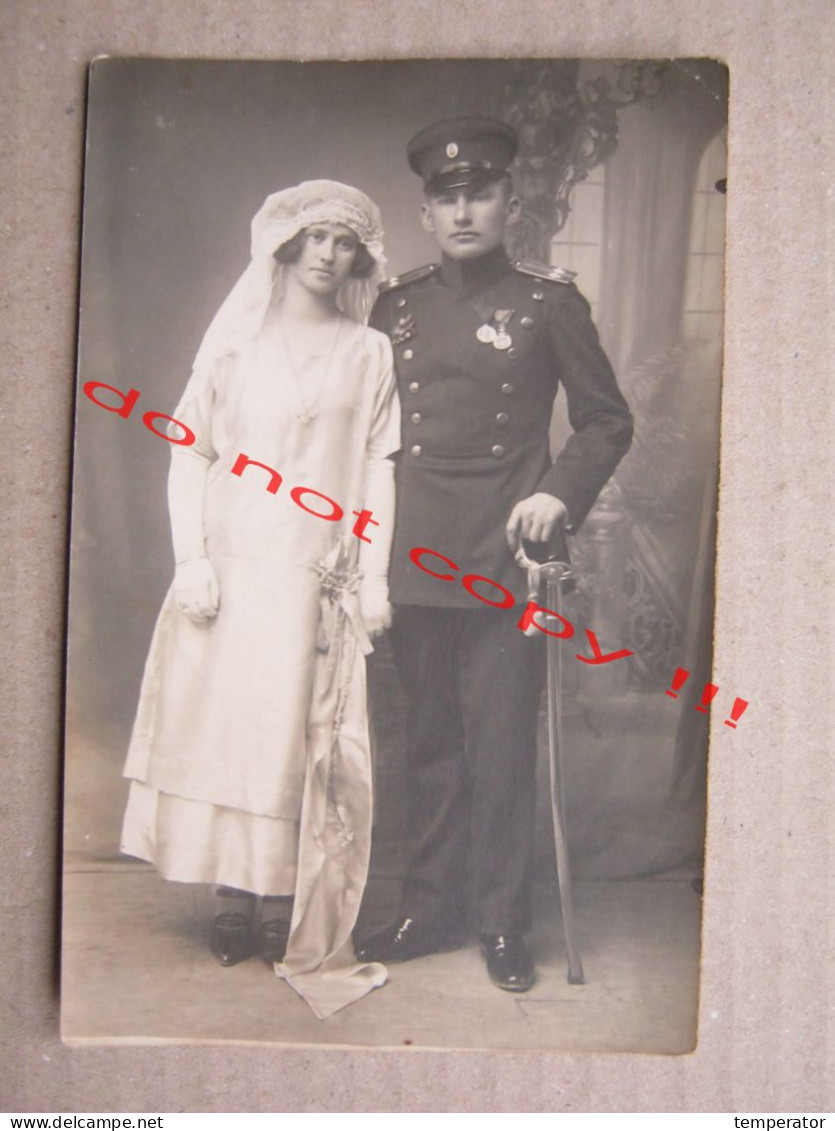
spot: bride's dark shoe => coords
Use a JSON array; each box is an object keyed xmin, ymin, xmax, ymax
[
  {"xmin": 210, "ymin": 911, "xmax": 255, "ymax": 966},
  {"xmin": 257, "ymin": 919, "xmax": 291, "ymax": 964}
]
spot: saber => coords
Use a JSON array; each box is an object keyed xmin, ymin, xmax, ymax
[
  {"xmin": 541, "ymin": 560, "xmax": 585, "ymax": 985},
  {"xmin": 516, "ymin": 546, "xmax": 585, "ymax": 985}
]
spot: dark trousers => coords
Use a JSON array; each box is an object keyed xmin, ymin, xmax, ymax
[{"xmin": 390, "ymin": 604, "xmax": 546, "ymax": 936}]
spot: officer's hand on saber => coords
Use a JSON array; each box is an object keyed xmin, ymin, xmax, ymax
[
  {"xmin": 506, "ymin": 492, "xmax": 569, "ymax": 549},
  {"xmin": 508, "ymin": 494, "xmax": 571, "ymax": 638}
]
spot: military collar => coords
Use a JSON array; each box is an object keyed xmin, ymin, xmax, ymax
[{"xmin": 439, "ymin": 246, "xmax": 510, "ymax": 292}]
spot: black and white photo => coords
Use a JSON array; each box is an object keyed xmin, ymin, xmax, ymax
[{"xmin": 63, "ymin": 57, "xmax": 727, "ymax": 1051}]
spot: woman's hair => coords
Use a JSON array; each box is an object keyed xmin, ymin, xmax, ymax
[
  {"xmin": 192, "ymin": 183, "xmax": 386, "ymax": 367},
  {"xmin": 274, "ymin": 229, "xmax": 376, "ymax": 278}
]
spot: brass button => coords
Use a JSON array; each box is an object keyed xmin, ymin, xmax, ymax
[
  {"xmin": 396, "ymin": 297, "xmax": 407, "ymax": 308},
  {"xmin": 500, "ymin": 382, "xmax": 514, "ymax": 395},
  {"xmin": 410, "ymin": 412, "xmax": 422, "ymax": 424},
  {"xmin": 532, "ymin": 290, "xmax": 544, "ymax": 302},
  {"xmin": 521, "ymin": 316, "xmax": 534, "ymax": 328},
  {"xmin": 492, "ymin": 444, "xmax": 505, "ymax": 459},
  {"xmin": 507, "ymin": 347, "xmax": 519, "ymax": 359},
  {"xmin": 408, "ymin": 381, "xmax": 420, "ymax": 393},
  {"xmin": 411, "ymin": 444, "xmax": 422, "ymax": 457},
  {"xmin": 402, "ymin": 348, "xmax": 414, "ymax": 360},
  {"xmin": 496, "ymin": 412, "xmax": 509, "ymax": 426}
]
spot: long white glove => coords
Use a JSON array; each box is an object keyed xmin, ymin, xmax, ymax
[
  {"xmin": 167, "ymin": 447, "xmax": 220, "ymax": 621},
  {"xmin": 357, "ymin": 457, "xmax": 395, "ymax": 638}
]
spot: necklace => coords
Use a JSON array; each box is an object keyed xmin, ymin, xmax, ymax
[{"xmin": 277, "ymin": 314, "xmax": 343, "ymax": 424}]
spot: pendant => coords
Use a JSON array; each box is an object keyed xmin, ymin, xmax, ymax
[
  {"xmin": 493, "ymin": 332, "xmax": 513, "ymax": 351},
  {"xmin": 476, "ymin": 323, "xmax": 497, "ymax": 344}
]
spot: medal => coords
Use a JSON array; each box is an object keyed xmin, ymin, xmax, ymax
[
  {"xmin": 492, "ymin": 308, "xmax": 514, "ymax": 351},
  {"xmin": 475, "ymin": 308, "xmax": 514, "ymax": 348}
]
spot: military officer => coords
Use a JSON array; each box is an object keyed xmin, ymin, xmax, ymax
[{"xmin": 357, "ymin": 118, "xmax": 633, "ymax": 991}]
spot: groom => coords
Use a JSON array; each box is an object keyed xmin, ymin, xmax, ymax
[{"xmin": 359, "ymin": 117, "xmax": 632, "ymax": 991}]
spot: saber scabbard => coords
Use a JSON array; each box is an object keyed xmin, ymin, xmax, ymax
[
  {"xmin": 515, "ymin": 541, "xmax": 585, "ymax": 986},
  {"xmin": 540, "ymin": 560, "xmax": 585, "ymax": 985}
]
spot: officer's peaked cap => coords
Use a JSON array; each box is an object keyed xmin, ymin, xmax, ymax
[{"xmin": 407, "ymin": 117, "xmax": 518, "ymax": 192}]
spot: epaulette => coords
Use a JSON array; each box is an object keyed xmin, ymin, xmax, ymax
[
  {"xmin": 378, "ymin": 263, "xmax": 440, "ymax": 292},
  {"xmin": 511, "ymin": 259, "xmax": 577, "ymax": 285}
]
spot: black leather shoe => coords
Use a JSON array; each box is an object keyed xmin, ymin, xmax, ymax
[
  {"xmin": 480, "ymin": 934, "xmax": 535, "ymax": 992},
  {"xmin": 210, "ymin": 911, "xmax": 254, "ymax": 967},
  {"xmin": 257, "ymin": 918, "xmax": 291, "ymax": 964},
  {"xmin": 356, "ymin": 917, "xmax": 463, "ymax": 963}
]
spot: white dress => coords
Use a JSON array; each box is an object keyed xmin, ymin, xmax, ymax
[{"xmin": 121, "ymin": 318, "xmax": 399, "ymax": 1017}]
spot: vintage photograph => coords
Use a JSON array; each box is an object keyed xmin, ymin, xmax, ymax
[{"xmin": 62, "ymin": 57, "xmax": 728, "ymax": 1050}]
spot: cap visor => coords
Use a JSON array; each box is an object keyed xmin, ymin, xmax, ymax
[{"xmin": 425, "ymin": 167, "xmax": 508, "ymax": 194}]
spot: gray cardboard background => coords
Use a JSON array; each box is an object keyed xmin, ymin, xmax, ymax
[{"xmin": 1, "ymin": 0, "xmax": 831, "ymax": 1114}]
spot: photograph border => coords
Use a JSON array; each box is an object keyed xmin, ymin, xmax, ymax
[
  {"xmin": 1, "ymin": 0, "xmax": 832, "ymax": 1113},
  {"xmin": 61, "ymin": 55, "xmax": 719, "ymax": 1054}
]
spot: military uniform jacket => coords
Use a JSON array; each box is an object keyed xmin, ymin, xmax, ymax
[{"xmin": 370, "ymin": 247, "xmax": 633, "ymax": 607}]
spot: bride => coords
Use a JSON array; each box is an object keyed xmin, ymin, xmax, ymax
[{"xmin": 120, "ymin": 181, "xmax": 399, "ymax": 1019}]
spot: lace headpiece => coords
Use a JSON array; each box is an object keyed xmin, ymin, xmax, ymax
[{"xmin": 192, "ymin": 180, "xmax": 386, "ymax": 371}]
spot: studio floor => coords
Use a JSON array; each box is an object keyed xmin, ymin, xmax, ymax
[
  {"xmin": 62, "ymin": 643, "xmax": 706, "ymax": 1053},
  {"xmin": 62, "ymin": 863, "xmax": 701, "ymax": 1052}
]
